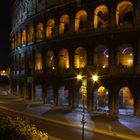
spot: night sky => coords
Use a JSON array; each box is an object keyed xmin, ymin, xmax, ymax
[{"xmin": 0, "ymin": 0, "xmax": 14, "ymax": 68}]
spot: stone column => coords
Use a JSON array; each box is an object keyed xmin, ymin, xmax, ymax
[
  {"xmin": 134, "ymin": 0, "xmax": 140, "ymax": 26},
  {"xmin": 69, "ymin": 49, "xmax": 74, "ymax": 71},
  {"xmin": 108, "ymin": 86, "xmax": 119, "ymax": 116},
  {"xmin": 135, "ymin": 38, "xmax": 140, "ymax": 73},
  {"xmin": 70, "ymin": 13, "xmax": 74, "ymax": 33},
  {"xmin": 53, "ymin": 84, "xmax": 58, "ymax": 106},
  {"xmin": 31, "ymin": 50, "xmax": 35, "ymax": 101},
  {"xmin": 87, "ymin": 9, "xmax": 93, "ymax": 30},
  {"xmin": 68, "ymin": 81, "xmax": 75, "ymax": 109},
  {"xmin": 87, "ymin": 81, "xmax": 94, "ymax": 112}
]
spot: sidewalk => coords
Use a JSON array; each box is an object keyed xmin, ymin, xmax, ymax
[{"xmin": 0, "ymin": 94, "xmax": 140, "ymax": 140}]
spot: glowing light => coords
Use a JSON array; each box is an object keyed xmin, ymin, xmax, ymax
[
  {"xmin": 77, "ymin": 75, "xmax": 82, "ymax": 80},
  {"xmin": 92, "ymin": 75, "xmax": 98, "ymax": 81}
]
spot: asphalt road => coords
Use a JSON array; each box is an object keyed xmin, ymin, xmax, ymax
[{"xmin": 0, "ymin": 107, "xmax": 124, "ymax": 140}]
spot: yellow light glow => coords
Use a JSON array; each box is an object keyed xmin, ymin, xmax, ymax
[
  {"xmin": 77, "ymin": 75, "xmax": 82, "ymax": 80},
  {"xmin": 92, "ymin": 75, "xmax": 98, "ymax": 81}
]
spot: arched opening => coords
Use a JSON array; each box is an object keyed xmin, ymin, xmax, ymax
[
  {"xmin": 35, "ymin": 84, "xmax": 42, "ymax": 101},
  {"xmin": 22, "ymin": 29, "xmax": 26, "ymax": 45},
  {"xmin": 116, "ymin": 1, "xmax": 133, "ymax": 25},
  {"xmin": 28, "ymin": 26, "xmax": 34, "ymax": 43},
  {"xmin": 117, "ymin": 44, "xmax": 134, "ymax": 68},
  {"xmin": 74, "ymin": 47, "xmax": 87, "ymax": 68},
  {"xmin": 94, "ymin": 45, "xmax": 109, "ymax": 68},
  {"xmin": 94, "ymin": 5, "xmax": 109, "ymax": 29},
  {"xmin": 46, "ymin": 19, "xmax": 55, "ymax": 38},
  {"xmin": 75, "ymin": 10, "xmax": 87, "ymax": 32},
  {"xmin": 36, "ymin": 22, "xmax": 43, "ymax": 41},
  {"xmin": 59, "ymin": 14, "xmax": 70, "ymax": 35},
  {"xmin": 35, "ymin": 53, "xmax": 42, "ymax": 71},
  {"xmin": 118, "ymin": 87, "xmax": 134, "ymax": 115},
  {"xmin": 46, "ymin": 50, "xmax": 55, "ymax": 70},
  {"xmin": 58, "ymin": 86, "xmax": 69, "ymax": 106},
  {"xmin": 93, "ymin": 86, "xmax": 109, "ymax": 112},
  {"xmin": 59, "ymin": 49, "xmax": 69, "ymax": 69},
  {"xmin": 46, "ymin": 86, "xmax": 54, "ymax": 105}
]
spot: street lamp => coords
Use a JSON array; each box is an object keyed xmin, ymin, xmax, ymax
[{"xmin": 77, "ymin": 74, "xmax": 98, "ymax": 140}]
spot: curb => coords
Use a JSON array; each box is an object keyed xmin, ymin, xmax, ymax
[{"xmin": 0, "ymin": 106, "xmax": 140, "ymax": 140}]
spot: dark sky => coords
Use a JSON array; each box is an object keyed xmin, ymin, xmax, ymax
[{"xmin": 0, "ymin": 0, "xmax": 14, "ymax": 68}]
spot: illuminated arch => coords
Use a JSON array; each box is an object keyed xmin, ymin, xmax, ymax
[
  {"xmin": 28, "ymin": 26, "xmax": 34, "ymax": 43},
  {"xmin": 117, "ymin": 44, "xmax": 133, "ymax": 67},
  {"xmin": 46, "ymin": 19, "xmax": 55, "ymax": 38},
  {"xmin": 59, "ymin": 14, "xmax": 70, "ymax": 35},
  {"xmin": 116, "ymin": 1, "xmax": 133, "ymax": 25},
  {"xmin": 35, "ymin": 53, "xmax": 42, "ymax": 70},
  {"xmin": 119, "ymin": 87, "xmax": 134, "ymax": 115},
  {"xmin": 94, "ymin": 45, "xmax": 109, "ymax": 68},
  {"xmin": 36, "ymin": 22, "xmax": 43, "ymax": 41},
  {"xmin": 59, "ymin": 49, "xmax": 69, "ymax": 69},
  {"xmin": 94, "ymin": 5, "xmax": 109, "ymax": 29},
  {"xmin": 94, "ymin": 86, "xmax": 109, "ymax": 112},
  {"xmin": 46, "ymin": 50, "xmax": 55, "ymax": 69},
  {"xmin": 74, "ymin": 47, "xmax": 87, "ymax": 68},
  {"xmin": 22, "ymin": 29, "xmax": 26, "ymax": 45},
  {"xmin": 75, "ymin": 10, "xmax": 87, "ymax": 32}
]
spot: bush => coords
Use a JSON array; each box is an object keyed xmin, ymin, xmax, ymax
[{"xmin": 0, "ymin": 115, "xmax": 48, "ymax": 140}]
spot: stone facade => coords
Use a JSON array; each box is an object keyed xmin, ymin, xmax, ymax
[{"xmin": 10, "ymin": 0, "xmax": 140, "ymax": 116}]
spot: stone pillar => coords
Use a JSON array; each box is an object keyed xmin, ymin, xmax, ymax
[
  {"xmin": 43, "ymin": 17, "xmax": 46, "ymax": 41},
  {"xmin": 87, "ymin": 48, "xmax": 93, "ymax": 67},
  {"xmin": 134, "ymin": 0, "xmax": 140, "ymax": 26},
  {"xmin": 33, "ymin": 22, "xmax": 37, "ymax": 44},
  {"xmin": 54, "ymin": 51, "xmax": 58, "ymax": 71},
  {"xmin": 87, "ymin": 9, "xmax": 93, "ymax": 30},
  {"xmin": 70, "ymin": 13, "xmax": 74, "ymax": 33},
  {"xmin": 55, "ymin": 17, "xmax": 59, "ymax": 37},
  {"xmin": 31, "ymin": 50, "xmax": 35, "ymax": 101},
  {"xmin": 132, "ymin": 87, "xmax": 140, "ymax": 116},
  {"xmin": 108, "ymin": 86, "xmax": 119, "ymax": 116},
  {"xmin": 109, "ymin": 2, "xmax": 116, "ymax": 28},
  {"xmin": 135, "ymin": 38, "xmax": 140, "ymax": 73},
  {"xmin": 68, "ymin": 81, "xmax": 75, "ymax": 109},
  {"xmin": 53, "ymin": 84, "xmax": 58, "ymax": 106},
  {"xmin": 26, "ymin": 25, "xmax": 28, "ymax": 46},
  {"xmin": 87, "ymin": 81, "xmax": 94, "ymax": 112},
  {"xmin": 69, "ymin": 49, "xmax": 74, "ymax": 71}
]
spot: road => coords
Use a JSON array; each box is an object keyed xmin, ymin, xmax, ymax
[{"xmin": 0, "ymin": 107, "xmax": 124, "ymax": 140}]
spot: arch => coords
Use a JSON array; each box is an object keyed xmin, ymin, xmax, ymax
[
  {"xmin": 36, "ymin": 22, "xmax": 43, "ymax": 41},
  {"xmin": 94, "ymin": 45, "xmax": 109, "ymax": 68},
  {"xmin": 28, "ymin": 26, "xmax": 34, "ymax": 43},
  {"xmin": 75, "ymin": 10, "xmax": 87, "ymax": 32},
  {"xmin": 59, "ymin": 14, "xmax": 70, "ymax": 35},
  {"xmin": 117, "ymin": 44, "xmax": 133, "ymax": 67},
  {"xmin": 46, "ymin": 86, "xmax": 54, "ymax": 105},
  {"xmin": 116, "ymin": 1, "xmax": 133, "ymax": 25},
  {"xmin": 94, "ymin": 5, "xmax": 109, "ymax": 29},
  {"xmin": 118, "ymin": 87, "xmax": 134, "ymax": 115},
  {"xmin": 46, "ymin": 19, "xmax": 55, "ymax": 38},
  {"xmin": 22, "ymin": 29, "xmax": 26, "ymax": 45},
  {"xmin": 35, "ymin": 52, "xmax": 42, "ymax": 70},
  {"xmin": 59, "ymin": 49, "xmax": 69, "ymax": 69},
  {"xmin": 46, "ymin": 50, "xmax": 55, "ymax": 69},
  {"xmin": 93, "ymin": 86, "xmax": 109, "ymax": 112},
  {"xmin": 58, "ymin": 86, "xmax": 69, "ymax": 106},
  {"xmin": 74, "ymin": 47, "xmax": 87, "ymax": 68}
]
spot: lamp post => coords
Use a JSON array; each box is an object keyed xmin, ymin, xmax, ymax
[{"xmin": 77, "ymin": 74, "xmax": 98, "ymax": 140}]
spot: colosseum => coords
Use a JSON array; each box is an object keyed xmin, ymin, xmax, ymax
[{"xmin": 10, "ymin": 0, "xmax": 140, "ymax": 116}]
